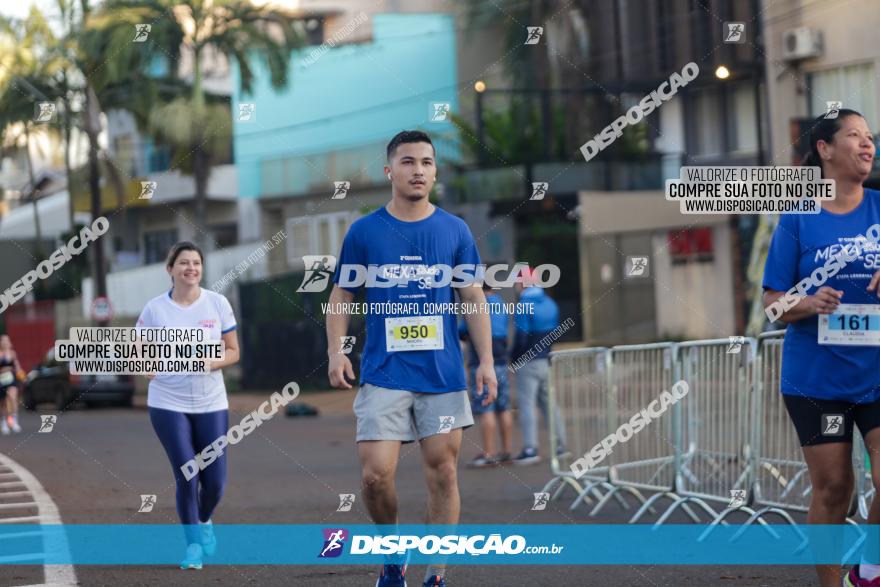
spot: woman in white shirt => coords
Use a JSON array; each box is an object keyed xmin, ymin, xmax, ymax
[{"xmin": 137, "ymin": 242, "xmax": 240, "ymax": 570}]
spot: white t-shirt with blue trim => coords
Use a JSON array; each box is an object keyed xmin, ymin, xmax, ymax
[{"xmin": 136, "ymin": 287, "xmax": 237, "ymax": 413}]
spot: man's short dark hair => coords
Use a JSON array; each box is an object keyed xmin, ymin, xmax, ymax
[{"xmin": 386, "ymin": 130, "xmax": 435, "ymax": 160}]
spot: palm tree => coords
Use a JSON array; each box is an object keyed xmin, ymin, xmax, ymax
[
  {"xmin": 0, "ymin": 9, "xmax": 66, "ymax": 260},
  {"xmin": 85, "ymin": 0, "xmax": 303, "ymax": 250},
  {"xmin": 449, "ymin": 100, "xmax": 568, "ymax": 167}
]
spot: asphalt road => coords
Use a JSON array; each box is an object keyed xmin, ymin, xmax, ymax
[{"xmin": 0, "ymin": 390, "xmax": 816, "ymax": 586}]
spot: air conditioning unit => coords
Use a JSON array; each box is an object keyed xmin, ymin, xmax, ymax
[{"xmin": 781, "ymin": 27, "xmax": 822, "ymax": 61}]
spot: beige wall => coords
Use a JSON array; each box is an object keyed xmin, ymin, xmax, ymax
[
  {"xmin": 653, "ymin": 223, "xmax": 736, "ymax": 339},
  {"xmin": 578, "ymin": 190, "xmax": 736, "ymax": 342}
]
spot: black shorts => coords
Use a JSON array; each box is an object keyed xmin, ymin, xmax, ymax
[{"xmin": 783, "ymin": 394, "xmax": 880, "ymax": 446}]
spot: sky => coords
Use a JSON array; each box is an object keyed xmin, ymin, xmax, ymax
[{"xmin": 1, "ymin": 0, "xmax": 55, "ymax": 20}]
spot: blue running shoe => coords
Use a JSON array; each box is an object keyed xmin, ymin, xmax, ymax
[
  {"xmin": 180, "ymin": 543, "xmax": 203, "ymax": 570},
  {"xmin": 375, "ymin": 563, "xmax": 407, "ymax": 587},
  {"xmin": 422, "ymin": 575, "xmax": 446, "ymax": 587},
  {"xmin": 201, "ymin": 521, "xmax": 217, "ymax": 556}
]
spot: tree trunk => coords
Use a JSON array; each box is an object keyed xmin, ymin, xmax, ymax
[
  {"xmin": 193, "ymin": 144, "xmax": 209, "ymax": 251},
  {"xmin": 23, "ymin": 125, "xmax": 44, "ymax": 261},
  {"xmin": 61, "ymin": 72, "xmax": 74, "ymax": 230},
  {"xmin": 84, "ymin": 83, "xmax": 108, "ymax": 324},
  {"xmin": 531, "ymin": 0, "xmax": 553, "ymax": 161},
  {"xmin": 191, "ymin": 47, "xmax": 210, "ymax": 251}
]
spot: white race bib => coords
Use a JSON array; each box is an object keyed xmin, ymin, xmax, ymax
[
  {"xmin": 818, "ymin": 304, "xmax": 880, "ymax": 345},
  {"xmin": 0, "ymin": 371, "xmax": 14, "ymax": 386},
  {"xmin": 385, "ymin": 316, "xmax": 443, "ymax": 352}
]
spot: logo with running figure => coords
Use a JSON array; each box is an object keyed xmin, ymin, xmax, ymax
[
  {"xmin": 34, "ymin": 102, "xmax": 56, "ymax": 123},
  {"xmin": 339, "ymin": 336, "xmax": 356, "ymax": 355},
  {"xmin": 297, "ymin": 255, "xmax": 337, "ymax": 292},
  {"xmin": 438, "ymin": 416, "xmax": 455, "ymax": 434},
  {"xmin": 723, "ymin": 22, "xmax": 745, "ymax": 43},
  {"xmin": 728, "ymin": 489, "xmax": 746, "ymax": 508},
  {"xmin": 825, "ymin": 101, "xmax": 843, "ymax": 120},
  {"xmin": 626, "ymin": 256, "xmax": 649, "ymax": 277},
  {"xmin": 530, "ymin": 182, "xmax": 548, "ymax": 201},
  {"xmin": 532, "ymin": 492, "xmax": 550, "ymax": 511},
  {"xmin": 727, "ymin": 336, "xmax": 745, "ymax": 354},
  {"xmin": 332, "ymin": 181, "xmax": 350, "ymax": 200},
  {"xmin": 822, "ymin": 414, "xmax": 844, "ymax": 436},
  {"xmin": 139, "ymin": 181, "xmax": 157, "ymax": 200},
  {"xmin": 430, "ymin": 102, "xmax": 451, "ymax": 122},
  {"xmin": 524, "ymin": 27, "xmax": 543, "ymax": 45},
  {"xmin": 337, "ymin": 494, "xmax": 355, "ymax": 512},
  {"xmin": 238, "ymin": 103, "xmax": 256, "ymax": 122},
  {"xmin": 138, "ymin": 494, "xmax": 157, "ymax": 513},
  {"xmin": 319, "ymin": 528, "xmax": 348, "ymax": 558},
  {"xmin": 38, "ymin": 415, "xmax": 57, "ymax": 433},
  {"xmin": 133, "ymin": 24, "xmax": 151, "ymax": 42}
]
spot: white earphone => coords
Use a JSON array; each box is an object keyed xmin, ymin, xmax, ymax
[{"xmin": 387, "ymin": 173, "xmax": 392, "ymax": 180}]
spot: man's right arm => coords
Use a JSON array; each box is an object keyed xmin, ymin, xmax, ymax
[{"xmin": 326, "ymin": 285, "xmax": 356, "ymax": 388}]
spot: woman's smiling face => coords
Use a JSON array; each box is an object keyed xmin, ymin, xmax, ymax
[
  {"xmin": 168, "ymin": 250, "xmax": 202, "ymax": 287},
  {"xmin": 820, "ymin": 114, "xmax": 876, "ymax": 181}
]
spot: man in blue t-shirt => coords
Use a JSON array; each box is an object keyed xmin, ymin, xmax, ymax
[
  {"xmin": 510, "ymin": 277, "xmax": 568, "ymax": 466},
  {"xmin": 458, "ymin": 283, "xmax": 514, "ymax": 467},
  {"xmin": 325, "ymin": 130, "xmax": 496, "ymax": 587}
]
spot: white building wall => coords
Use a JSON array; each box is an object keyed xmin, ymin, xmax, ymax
[{"xmin": 82, "ymin": 242, "xmax": 272, "ymax": 318}]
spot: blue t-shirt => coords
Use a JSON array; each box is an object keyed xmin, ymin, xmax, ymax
[
  {"xmin": 512, "ymin": 287, "xmax": 560, "ymax": 362},
  {"xmin": 333, "ymin": 206, "xmax": 481, "ymax": 393},
  {"xmin": 458, "ymin": 292, "xmax": 509, "ymax": 365},
  {"xmin": 763, "ymin": 189, "xmax": 880, "ymax": 402}
]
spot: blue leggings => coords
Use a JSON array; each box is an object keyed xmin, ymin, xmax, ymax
[{"xmin": 149, "ymin": 407, "xmax": 228, "ymax": 543}]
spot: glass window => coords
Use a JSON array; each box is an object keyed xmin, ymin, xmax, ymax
[
  {"xmin": 809, "ymin": 63, "xmax": 877, "ymax": 125},
  {"xmin": 731, "ymin": 84, "xmax": 758, "ymax": 153},
  {"xmin": 143, "ymin": 229, "xmax": 179, "ymax": 264},
  {"xmin": 692, "ymin": 90, "xmax": 723, "ymax": 156},
  {"xmin": 285, "ymin": 212, "xmax": 359, "ymax": 266},
  {"xmin": 210, "ymin": 223, "xmax": 238, "ymax": 249}
]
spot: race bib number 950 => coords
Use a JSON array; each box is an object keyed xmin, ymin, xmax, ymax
[
  {"xmin": 385, "ymin": 316, "xmax": 444, "ymax": 352},
  {"xmin": 819, "ymin": 304, "xmax": 880, "ymax": 345}
]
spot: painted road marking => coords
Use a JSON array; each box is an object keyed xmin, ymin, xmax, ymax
[{"xmin": 0, "ymin": 451, "xmax": 77, "ymax": 586}]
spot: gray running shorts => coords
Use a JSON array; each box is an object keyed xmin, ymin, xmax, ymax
[{"xmin": 353, "ymin": 383, "xmax": 474, "ymax": 442}]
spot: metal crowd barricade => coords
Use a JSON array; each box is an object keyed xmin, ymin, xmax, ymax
[
  {"xmin": 544, "ymin": 348, "xmax": 614, "ymax": 508},
  {"xmin": 545, "ymin": 329, "xmax": 873, "ymax": 535},
  {"xmin": 632, "ymin": 338, "xmax": 759, "ymax": 526},
  {"xmin": 749, "ymin": 330, "xmax": 808, "ymax": 519},
  {"xmin": 586, "ymin": 343, "xmax": 682, "ymax": 518}
]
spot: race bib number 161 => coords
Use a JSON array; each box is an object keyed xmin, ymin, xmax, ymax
[{"xmin": 819, "ymin": 304, "xmax": 880, "ymax": 345}]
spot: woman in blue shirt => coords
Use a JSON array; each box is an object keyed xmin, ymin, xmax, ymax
[{"xmin": 763, "ymin": 109, "xmax": 880, "ymax": 587}]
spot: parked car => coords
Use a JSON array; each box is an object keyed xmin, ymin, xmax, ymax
[{"xmin": 23, "ymin": 349, "xmax": 135, "ymax": 410}]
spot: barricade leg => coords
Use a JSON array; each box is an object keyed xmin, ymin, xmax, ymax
[
  {"xmin": 569, "ymin": 480, "xmax": 610, "ymax": 510},
  {"xmin": 696, "ymin": 507, "xmax": 781, "ymax": 542},
  {"xmin": 541, "ymin": 475, "xmax": 582, "ymax": 502},
  {"xmin": 629, "ymin": 491, "xmax": 678, "ymax": 523},
  {"xmin": 651, "ymin": 495, "xmax": 719, "ymax": 527},
  {"xmin": 590, "ymin": 485, "xmax": 650, "ymax": 517}
]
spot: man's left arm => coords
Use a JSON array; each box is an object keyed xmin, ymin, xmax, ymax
[{"xmin": 458, "ymin": 285, "xmax": 497, "ymax": 405}]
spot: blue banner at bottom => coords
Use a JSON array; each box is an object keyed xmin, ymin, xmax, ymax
[{"xmin": 0, "ymin": 524, "xmax": 877, "ymax": 565}]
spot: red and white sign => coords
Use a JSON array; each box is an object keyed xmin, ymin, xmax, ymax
[{"xmin": 91, "ymin": 296, "xmax": 113, "ymax": 322}]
